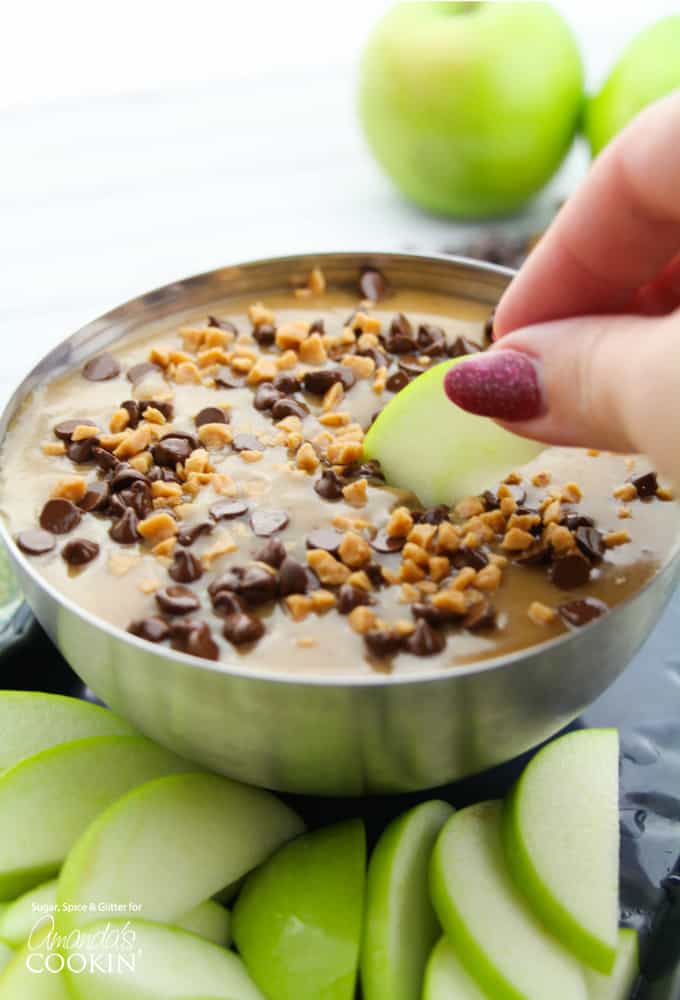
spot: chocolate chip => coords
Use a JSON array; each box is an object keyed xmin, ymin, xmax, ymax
[
  {"xmin": 407, "ymin": 620, "xmax": 446, "ymax": 656},
  {"xmin": 358, "ymin": 459, "xmax": 384, "ymax": 482},
  {"xmin": 483, "ymin": 310, "xmax": 495, "ymax": 343},
  {"xmin": 301, "ymin": 369, "xmax": 344, "ymax": 396},
  {"xmin": 61, "ymin": 538, "xmax": 100, "ymax": 566},
  {"xmin": 128, "ymin": 616, "xmax": 170, "ymax": 643},
  {"xmin": 215, "ymin": 368, "xmax": 244, "ymax": 389},
  {"xmin": 272, "ymin": 373, "xmax": 300, "ymax": 394},
  {"xmin": 232, "ymin": 434, "xmax": 262, "ymax": 453},
  {"xmin": 417, "ymin": 324, "xmax": 447, "ymax": 356},
  {"xmin": 54, "ymin": 419, "xmax": 90, "ymax": 442},
  {"xmin": 111, "ymin": 481, "xmax": 152, "ymax": 519},
  {"xmin": 482, "ymin": 490, "xmax": 500, "ymax": 511},
  {"xmin": 250, "ymin": 509, "xmax": 289, "ymax": 537},
  {"xmin": 357, "ymin": 346, "xmax": 388, "ymax": 368},
  {"xmin": 421, "ymin": 505, "xmax": 450, "ymax": 525},
  {"xmin": 386, "ymin": 370, "xmax": 409, "ymax": 393},
  {"xmin": 67, "ymin": 437, "xmax": 99, "ymax": 463},
  {"xmin": 93, "ymin": 447, "xmax": 119, "ymax": 472},
  {"xmin": 147, "ymin": 466, "xmax": 181, "ymax": 484},
  {"xmin": 210, "ymin": 499, "xmax": 249, "ymax": 521},
  {"xmin": 574, "ymin": 525, "xmax": 605, "ymax": 563},
  {"xmin": 152, "ymin": 435, "xmax": 194, "ymax": 467},
  {"xmin": 314, "ymin": 469, "xmax": 344, "ymax": 501},
  {"xmin": 195, "ymin": 406, "xmax": 228, "ymax": 427},
  {"xmin": 398, "ymin": 355, "xmax": 430, "ymax": 377},
  {"xmin": 238, "ymin": 564, "xmax": 279, "ymax": 605},
  {"xmin": 155, "ymin": 585, "xmax": 200, "ymax": 616},
  {"xmin": 559, "ymin": 598, "xmax": 609, "ymax": 628},
  {"xmin": 448, "ymin": 336, "xmax": 481, "ymax": 358},
  {"xmin": 207, "ymin": 316, "xmax": 238, "ymax": 333},
  {"xmin": 370, "ymin": 528, "xmax": 405, "ymax": 553},
  {"xmin": 411, "ymin": 602, "xmax": 453, "ymax": 626},
  {"xmin": 278, "ymin": 557, "xmax": 309, "ymax": 597},
  {"xmin": 78, "ymin": 480, "xmax": 110, "ymax": 512},
  {"xmin": 143, "ymin": 399, "xmax": 174, "ymax": 421},
  {"xmin": 209, "ymin": 567, "xmax": 243, "ymax": 598},
  {"xmin": 513, "ymin": 541, "xmax": 552, "ymax": 566},
  {"xmin": 177, "ymin": 521, "xmax": 214, "ymax": 547},
  {"xmin": 630, "ymin": 471, "xmax": 658, "ymax": 498},
  {"xmin": 463, "ymin": 599, "xmax": 497, "ymax": 630},
  {"xmin": 16, "ymin": 529, "xmax": 55, "ymax": 555},
  {"xmin": 364, "ymin": 629, "xmax": 402, "ymax": 659},
  {"xmin": 309, "ymin": 318, "xmax": 325, "ymax": 335},
  {"xmin": 271, "ymin": 398, "xmax": 309, "ymax": 421},
  {"xmin": 169, "ymin": 550, "xmax": 203, "ymax": 583},
  {"xmin": 563, "ymin": 513, "xmax": 595, "ymax": 531},
  {"xmin": 83, "ymin": 353, "xmax": 121, "ymax": 381},
  {"xmin": 40, "ymin": 498, "xmax": 82, "ymax": 534},
  {"xmin": 550, "ymin": 551, "xmax": 591, "ymax": 590},
  {"xmin": 109, "ymin": 508, "xmax": 140, "ymax": 544},
  {"xmin": 223, "ymin": 612, "xmax": 265, "ymax": 646},
  {"xmin": 127, "ymin": 361, "xmax": 160, "ymax": 385},
  {"xmin": 254, "ymin": 538, "xmax": 287, "ymax": 568},
  {"xmin": 253, "ymin": 384, "xmax": 283, "ymax": 411},
  {"xmin": 337, "ymin": 584, "xmax": 373, "ymax": 614},
  {"xmin": 358, "ymin": 268, "xmax": 387, "ymax": 301},
  {"xmin": 183, "ymin": 623, "xmax": 219, "ymax": 661},
  {"xmin": 252, "ymin": 323, "xmax": 276, "ymax": 347},
  {"xmin": 110, "ymin": 465, "xmax": 149, "ymax": 492},
  {"xmin": 382, "ymin": 313, "xmax": 416, "ymax": 354},
  {"xmin": 503, "ymin": 484, "xmax": 527, "ymax": 505},
  {"xmin": 117, "ymin": 399, "xmax": 140, "ymax": 428},
  {"xmin": 306, "ymin": 528, "xmax": 343, "ymax": 554},
  {"xmin": 211, "ymin": 590, "xmax": 247, "ymax": 617},
  {"xmin": 454, "ymin": 547, "xmax": 488, "ymax": 571}
]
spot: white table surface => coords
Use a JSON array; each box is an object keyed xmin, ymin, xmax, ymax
[{"xmin": 1, "ymin": 2, "xmax": 676, "ymax": 407}]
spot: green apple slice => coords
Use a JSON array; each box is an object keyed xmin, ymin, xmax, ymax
[
  {"xmin": 363, "ymin": 358, "xmax": 544, "ymax": 506},
  {"xmin": 0, "ymin": 735, "xmax": 194, "ymax": 900},
  {"xmin": 361, "ymin": 800, "xmax": 453, "ymax": 1000},
  {"xmin": 233, "ymin": 819, "xmax": 366, "ymax": 1000},
  {"xmin": 0, "ymin": 945, "xmax": 70, "ymax": 999},
  {"xmin": 58, "ymin": 772, "xmax": 304, "ymax": 934},
  {"xmin": 63, "ymin": 919, "xmax": 265, "ymax": 1000},
  {"xmin": 503, "ymin": 729, "xmax": 619, "ymax": 973},
  {"xmin": 423, "ymin": 938, "xmax": 488, "ymax": 999},
  {"xmin": 430, "ymin": 801, "xmax": 587, "ymax": 1000},
  {"xmin": 0, "ymin": 692, "xmax": 134, "ymax": 773},
  {"xmin": 585, "ymin": 929, "xmax": 639, "ymax": 1000},
  {"xmin": 0, "ymin": 879, "xmax": 58, "ymax": 947},
  {"xmin": 176, "ymin": 899, "xmax": 231, "ymax": 948},
  {"xmin": 0, "ymin": 942, "xmax": 12, "ymax": 976}
]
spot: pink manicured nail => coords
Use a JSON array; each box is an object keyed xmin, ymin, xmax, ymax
[{"xmin": 444, "ymin": 350, "xmax": 544, "ymax": 422}]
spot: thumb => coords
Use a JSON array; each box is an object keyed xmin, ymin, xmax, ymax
[{"xmin": 443, "ymin": 311, "xmax": 680, "ymax": 488}]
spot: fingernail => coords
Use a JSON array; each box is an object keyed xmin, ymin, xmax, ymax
[{"xmin": 443, "ymin": 349, "xmax": 544, "ymax": 422}]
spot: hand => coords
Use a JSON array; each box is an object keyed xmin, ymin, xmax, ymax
[{"xmin": 444, "ymin": 92, "xmax": 680, "ymax": 490}]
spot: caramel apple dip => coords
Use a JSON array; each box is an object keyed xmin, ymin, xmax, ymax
[{"xmin": 1, "ymin": 267, "xmax": 678, "ymax": 677}]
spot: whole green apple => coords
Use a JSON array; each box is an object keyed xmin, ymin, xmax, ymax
[
  {"xmin": 585, "ymin": 16, "xmax": 680, "ymax": 156},
  {"xmin": 358, "ymin": 2, "xmax": 584, "ymax": 218}
]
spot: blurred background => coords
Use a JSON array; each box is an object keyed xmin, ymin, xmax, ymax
[{"xmin": 2, "ymin": 0, "xmax": 679, "ymax": 404}]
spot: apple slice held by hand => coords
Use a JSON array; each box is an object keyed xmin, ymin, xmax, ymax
[
  {"xmin": 58, "ymin": 772, "xmax": 304, "ymax": 934},
  {"xmin": 0, "ymin": 691, "xmax": 134, "ymax": 773},
  {"xmin": 503, "ymin": 729, "xmax": 620, "ymax": 973},
  {"xmin": 361, "ymin": 800, "xmax": 453, "ymax": 1000},
  {"xmin": 233, "ymin": 820, "xmax": 366, "ymax": 1000},
  {"xmin": 430, "ymin": 801, "xmax": 587, "ymax": 1000},
  {"xmin": 423, "ymin": 938, "xmax": 488, "ymax": 999},
  {"xmin": 0, "ymin": 735, "xmax": 194, "ymax": 900},
  {"xmin": 64, "ymin": 919, "xmax": 265, "ymax": 1000},
  {"xmin": 363, "ymin": 358, "xmax": 544, "ymax": 506},
  {"xmin": 585, "ymin": 928, "xmax": 639, "ymax": 1000}
]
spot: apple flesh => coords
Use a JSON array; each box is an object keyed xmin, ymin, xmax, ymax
[
  {"xmin": 62, "ymin": 919, "xmax": 265, "ymax": 1000},
  {"xmin": 503, "ymin": 729, "xmax": 619, "ymax": 973},
  {"xmin": 0, "ymin": 691, "xmax": 134, "ymax": 773},
  {"xmin": 423, "ymin": 938, "xmax": 488, "ymax": 999},
  {"xmin": 585, "ymin": 16, "xmax": 680, "ymax": 156},
  {"xmin": 430, "ymin": 801, "xmax": 587, "ymax": 1000},
  {"xmin": 363, "ymin": 358, "xmax": 544, "ymax": 506},
  {"xmin": 0, "ymin": 945, "xmax": 70, "ymax": 999},
  {"xmin": 0, "ymin": 943, "xmax": 12, "ymax": 977},
  {"xmin": 361, "ymin": 800, "xmax": 453, "ymax": 1000},
  {"xmin": 359, "ymin": 2, "xmax": 583, "ymax": 218},
  {"xmin": 233, "ymin": 820, "xmax": 366, "ymax": 1000},
  {"xmin": 585, "ymin": 929, "xmax": 639, "ymax": 1000},
  {"xmin": 58, "ymin": 771, "xmax": 304, "ymax": 934},
  {"xmin": 0, "ymin": 735, "xmax": 194, "ymax": 900},
  {"xmin": 175, "ymin": 899, "xmax": 231, "ymax": 949}
]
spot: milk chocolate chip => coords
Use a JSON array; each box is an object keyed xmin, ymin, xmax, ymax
[
  {"xmin": 559, "ymin": 597, "xmax": 608, "ymax": 627},
  {"xmin": 278, "ymin": 557, "xmax": 309, "ymax": 597},
  {"xmin": 232, "ymin": 434, "xmax": 262, "ymax": 453},
  {"xmin": 223, "ymin": 612, "xmax": 265, "ymax": 645},
  {"xmin": 109, "ymin": 508, "xmax": 140, "ymax": 544},
  {"xmin": 195, "ymin": 406, "xmax": 228, "ymax": 428},
  {"xmin": 128, "ymin": 616, "xmax": 170, "ymax": 643},
  {"xmin": 169, "ymin": 550, "xmax": 204, "ymax": 584},
  {"xmin": 250, "ymin": 509, "xmax": 289, "ymax": 537},
  {"xmin": 40, "ymin": 499, "xmax": 81, "ymax": 535},
  {"xmin": 155, "ymin": 585, "xmax": 200, "ymax": 616},
  {"xmin": 305, "ymin": 528, "xmax": 343, "ymax": 555},
  {"xmin": 61, "ymin": 539, "xmax": 100, "ymax": 566},
  {"xmin": 551, "ymin": 551, "xmax": 591, "ymax": 590},
  {"xmin": 407, "ymin": 620, "xmax": 446, "ymax": 656},
  {"xmin": 177, "ymin": 522, "xmax": 214, "ymax": 547},
  {"xmin": 83, "ymin": 353, "xmax": 121, "ymax": 381},
  {"xmin": 314, "ymin": 469, "xmax": 344, "ymax": 502},
  {"xmin": 209, "ymin": 499, "xmax": 248, "ymax": 522},
  {"xmin": 358, "ymin": 268, "xmax": 387, "ymax": 301},
  {"xmin": 78, "ymin": 480, "xmax": 110, "ymax": 512},
  {"xmin": 127, "ymin": 362, "xmax": 160, "ymax": 385},
  {"xmin": 16, "ymin": 529, "xmax": 56, "ymax": 556},
  {"xmin": 254, "ymin": 538, "xmax": 287, "ymax": 568},
  {"xmin": 152, "ymin": 436, "xmax": 193, "ymax": 467}
]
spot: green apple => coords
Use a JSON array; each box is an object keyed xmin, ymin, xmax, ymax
[
  {"xmin": 503, "ymin": 729, "xmax": 619, "ymax": 973},
  {"xmin": 0, "ymin": 943, "xmax": 12, "ymax": 977},
  {"xmin": 57, "ymin": 772, "xmax": 304, "ymax": 934},
  {"xmin": 359, "ymin": 2, "xmax": 583, "ymax": 218},
  {"xmin": 0, "ymin": 945, "xmax": 70, "ymax": 999},
  {"xmin": 0, "ymin": 735, "xmax": 194, "ymax": 900},
  {"xmin": 430, "ymin": 801, "xmax": 587, "ymax": 1000},
  {"xmin": 423, "ymin": 937, "xmax": 488, "ymax": 999},
  {"xmin": 585, "ymin": 928, "xmax": 639, "ymax": 1000},
  {"xmin": 361, "ymin": 800, "xmax": 453, "ymax": 1000},
  {"xmin": 585, "ymin": 16, "xmax": 680, "ymax": 156},
  {"xmin": 233, "ymin": 820, "xmax": 366, "ymax": 1000},
  {"xmin": 175, "ymin": 899, "xmax": 231, "ymax": 949},
  {"xmin": 363, "ymin": 358, "xmax": 544, "ymax": 506},
  {"xmin": 0, "ymin": 692, "xmax": 134, "ymax": 773},
  {"xmin": 63, "ymin": 919, "xmax": 264, "ymax": 1000}
]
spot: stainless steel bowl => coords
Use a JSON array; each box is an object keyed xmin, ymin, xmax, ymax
[{"xmin": 2, "ymin": 252, "xmax": 678, "ymax": 796}]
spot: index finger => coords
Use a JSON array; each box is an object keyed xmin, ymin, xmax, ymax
[{"xmin": 494, "ymin": 91, "xmax": 680, "ymax": 337}]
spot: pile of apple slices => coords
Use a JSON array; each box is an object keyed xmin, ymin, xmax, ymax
[{"xmin": 0, "ymin": 692, "xmax": 638, "ymax": 1000}]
